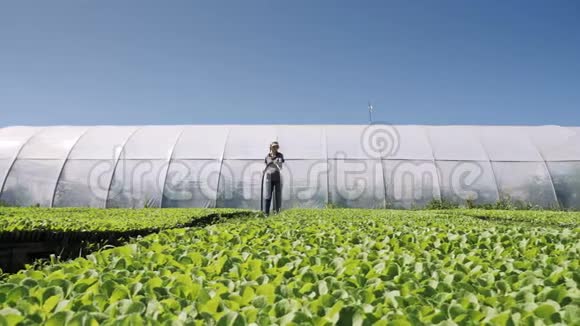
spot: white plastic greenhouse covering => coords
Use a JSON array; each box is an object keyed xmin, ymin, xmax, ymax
[{"xmin": 0, "ymin": 125, "xmax": 579, "ymax": 209}]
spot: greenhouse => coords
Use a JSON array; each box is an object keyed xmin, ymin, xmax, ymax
[{"xmin": 0, "ymin": 125, "xmax": 579, "ymax": 209}]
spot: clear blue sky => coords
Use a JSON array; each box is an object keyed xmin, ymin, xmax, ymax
[{"xmin": 1, "ymin": 1, "xmax": 579, "ymax": 126}]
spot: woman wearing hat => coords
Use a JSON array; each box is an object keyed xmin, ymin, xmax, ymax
[{"xmin": 263, "ymin": 141, "xmax": 284, "ymax": 215}]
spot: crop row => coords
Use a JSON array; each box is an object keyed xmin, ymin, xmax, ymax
[
  {"xmin": 0, "ymin": 207, "xmax": 257, "ymax": 273},
  {"xmin": 0, "ymin": 207, "xmax": 255, "ymax": 239},
  {"xmin": 437, "ymin": 209, "xmax": 580, "ymax": 228},
  {"xmin": 0, "ymin": 209, "xmax": 578, "ymax": 325}
]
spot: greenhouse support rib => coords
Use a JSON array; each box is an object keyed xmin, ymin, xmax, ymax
[
  {"xmin": 475, "ymin": 129, "xmax": 502, "ymax": 202},
  {"xmin": 528, "ymin": 133, "xmax": 560, "ymax": 209},
  {"xmin": 159, "ymin": 127, "xmax": 186, "ymax": 208},
  {"xmin": 50, "ymin": 128, "xmax": 90, "ymax": 207},
  {"xmin": 104, "ymin": 127, "xmax": 141, "ymax": 208},
  {"xmin": 0, "ymin": 127, "xmax": 45, "ymax": 202},
  {"xmin": 422, "ymin": 126, "xmax": 443, "ymax": 201},
  {"xmin": 214, "ymin": 128, "xmax": 231, "ymax": 208}
]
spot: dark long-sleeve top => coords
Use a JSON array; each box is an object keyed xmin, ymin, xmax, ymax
[{"xmin": 264, "ymin": 152, "xmax": 284, "ymax": 177}]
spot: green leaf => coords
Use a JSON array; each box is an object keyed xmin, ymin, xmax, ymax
[
  {"xmin": 0, "ymin": 315, "xmax": 23, "ymax": 326},
  {"xmin": 325, "ymin": 301, "xmax": 344, "ymax": 323},
  {"xmin": 251, "ymin": 296, "xmax": 268, "ymax": 309},
  {"xmin": 160, "ymin": 298, "xmax": 181, "ymax": 312},
  {"xmin": 534, "ymin": 303, "xmax": 558, "ymax": 319},
  {"xmin": 318, "ymin": 280, "xmax": 328, "ymax": 296},
  {"xmin": 0, "ymin": 308, "xmax": 24, "ymax": 326},
  {"xmin": 126, "ymin": 302, "xmax": 146, "ymax": 315},
  {"xmin": 546, "ymin": 287, "xmax": 567, "ymax": 304},
  {"xmin": 7, "ymin": 286, "xmax": 28, "ymax": 303},
  {"xmin": 448, "ymin": 304, "xmax": 466, "ymax": 319},
  {"xmin": 336, "ymin": 306, "xmax": 364, "ymax": 326},
  {"xmin": 100, "ymin": 280, "xmax": 117, "ymax": 298},
  {"xmin": 241, "ymin": 307, "xmax": 258, "ymax": 323},
  {"xmin": 42, "ymin": 295, "xmax": 61, "ymax": 313},
  {"xmin": 562, "ymin": 304, "xmax": 579, "ymax": 324},
  {"xmin": 301, "ymin": 270, "xmax": 318, "ymax": 283},
  {"xmin": 430, "ymin": 312, "xmax": 446, "ymax": 324},
  {"xmin": 390, "ymin": 318, "xmax": 412, "ymax": 326},
  {"xmin": 386, "ymin": 263, "xmax": 400, "ymax": 279},
  {"xmin": 110, "ymin": 287, "xmax": 130, "ymax": 304},
  {"xmin": 117, "ymin": 313, "xmax": 145, "ymax": 326},
  {"xmin": 48, "ymin": 279, "xmax": 73, "ymax": 298},
  {"xmin": 199, "ymin": 297, "xmax": 221, "ymax": 315},
  {"xmin": 256, "ymin": 284, "xmax": 275, "ymax": 303},
  {"xmin": 45, "ymin": 311, "xmax": 72, "ymax": 326},
  {"xmin": 274, "ymin": 299, "xmax": 292, "ymax": 318},
  {"xmin": 240, "ymin": 286, "xmax": 255, "ymax": 305},
  {"xmin": 217, "ymin": 312, "xmax": 246, "ymax": 326},
  {"xmin": 68, "ymin": 311, "xmax": 98, "ymax": 326},
  {"xmin": 489, "ymin": 311, "xmax": 510, "ymax": 326},
  {"xmin": 495, "ymin": 281, "xmax": 508, "ymax": 293}
]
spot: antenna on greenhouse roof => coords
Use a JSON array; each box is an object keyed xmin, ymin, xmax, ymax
[{"xmin": 368, "ymin": 101, "xmax": 374, "ymax": 124}]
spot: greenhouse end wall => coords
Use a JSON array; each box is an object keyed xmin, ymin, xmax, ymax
[{"xmin": 0, "ymin": 125, "xmax": 578, "ymax": 209}]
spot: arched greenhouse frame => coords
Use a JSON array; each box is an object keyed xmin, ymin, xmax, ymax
[{"xmin": 0, "ymin": 125, "xmax": 579, "ymax": 209}]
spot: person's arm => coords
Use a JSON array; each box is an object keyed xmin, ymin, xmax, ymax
[
  {"xmin": 265, "ymin": 155, "xmax": 275, "ymax": 169},
  {"xmin": 276, "ymin": 153, "xmax": 284, "ymax": 170}
]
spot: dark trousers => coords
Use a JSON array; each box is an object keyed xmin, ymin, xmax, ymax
[{"xmin": 264, "ymin": 177, "xmax": 282, "ymax": 215}]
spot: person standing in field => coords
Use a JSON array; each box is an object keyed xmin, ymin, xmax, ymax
[{"xmin": 263, "ymin": 141, "xmax": 284, "ymax": 215}]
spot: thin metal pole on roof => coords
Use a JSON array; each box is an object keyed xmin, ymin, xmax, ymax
[{"xmin": 368, "ymin": 101, "xmax": 374, "ymax": 124}]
